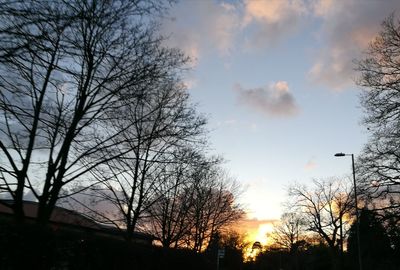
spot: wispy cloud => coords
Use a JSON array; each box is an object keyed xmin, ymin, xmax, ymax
[
  {"xmin": 304, "ymin": 158, "xmax": 317, "ymax": 171},
  {"xmin": 234, "ymin": 81, "xmax": 300, "ymax": 118},
  {"xmin": 239, "ymin": 0, "xmax": 400, "ymax": 89},
  {"xmin": 161, "ymin": 1, "xmax": 240, "ymax": 61},
  {"xmin": 308, "ymin": 0, "xmax": 400, "ymax": 89},
  {"xmin": 163, "ymin": 0, "xmax": 309, "ymax": 58},
  {"xmin": 243, "ymin": 0, "xmax": 306, "ymax": 25},
  {"xmin": 163, "ymin": 0, "xmax": 400, "ymax": 90}
]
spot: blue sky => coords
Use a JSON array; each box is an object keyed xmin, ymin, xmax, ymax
[{"xmin": 161, "ymin": 0, "xmax": 400, "ymax": 220}]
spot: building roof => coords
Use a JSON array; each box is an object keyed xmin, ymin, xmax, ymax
[{"xmin": 0, "ymin": 200, "xmax": 155, "ymax": 242}]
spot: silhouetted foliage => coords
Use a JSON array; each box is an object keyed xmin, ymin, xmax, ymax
[
  {"xmin": 0, "ymin": 219, "xmax": 212, "ymax": 270},
  {"xmin": 386, "ymin": 216, "xmax": 400, "ymax": 257},
  {"xmin": 245, "ymin": 243, "xmax": 332, "ymax": 270},
  {"xmin": 347, "ymin": 209, "xmax": 393, "ymax": 270},
  {"xmin": 206, "ymin": 230, "xmax": 248, "ymax": 270}
]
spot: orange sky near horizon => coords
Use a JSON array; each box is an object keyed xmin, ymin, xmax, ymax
[
  {"xmin": 235, "ymin": 218, "xmax": 277, "ymax": 246},
  {"xmin": 231, "ymin": 218, "xmax": 278, "ymax": 260}
]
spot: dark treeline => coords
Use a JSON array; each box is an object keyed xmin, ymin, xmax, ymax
[
  {"xmin": 0, "ymin": 221, "xmax": 214, "ymax": 270},
  {"xmin": 245, "ymin": 188, "xmax": 400, "ymax": 270}
]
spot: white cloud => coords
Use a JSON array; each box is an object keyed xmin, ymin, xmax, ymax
[{"xmin": 235, "ymin": 81, "xmax": 300, "ymax": 118}]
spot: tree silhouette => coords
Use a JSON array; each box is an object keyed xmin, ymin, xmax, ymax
[
  {"xmin": 347, "ymin": 209, "xmax": 392, "ymax": 270},
  {"xmin": 0, "ymin": 0, "xmax": 186, "ymax": 224},
  {"xmin": 288, "ymin": 178, "xmax": 353, "ymax": 253},
  {"xmin": 357, "ymin": 14, "xmax": 400, "ymax": 223}
]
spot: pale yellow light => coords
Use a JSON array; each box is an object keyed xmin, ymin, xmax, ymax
[{"xmin": 242, "ymin": 221, "xmax": 276, "ymax": 261}]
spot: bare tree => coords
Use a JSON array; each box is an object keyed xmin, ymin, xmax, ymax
[
  {"xmin": 288, "ymin": 178, "xmax": 354, "ymax": 252},
  {"xmin": 272, "ymin": 212, "xmax": 307, "ymax": 253},
  {"xmin": 356, "ymin": 14, "xmax": 400, "ymax": 221},
  {"xmin": 144, "ymin": 148, "xmax": 207, "ymax": 248},
  {"xmin": 0, "ymin": 0, "xmax": 185, "ymax": 224},
  {"xmin": 135, "ymin": 154, "xmax": 244, "ymax": 250},
  {"xmin": 183, "ymin": 166, "xmax": 244, "ymax": 252},
  {"xmin": 70, "ymin": 78, "xmax": 206, "ymax": 240}
]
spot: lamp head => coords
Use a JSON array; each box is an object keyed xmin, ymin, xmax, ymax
[{"xmin": 334, "ymin": 152, "xmax": 346, "ymax": 157}]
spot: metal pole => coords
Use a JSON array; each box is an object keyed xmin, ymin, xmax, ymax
[{"xmin": 351, "ymin": 154, "xmax": 363, "ymax": 270}]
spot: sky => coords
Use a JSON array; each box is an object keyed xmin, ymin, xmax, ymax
[{"xmin": 160, "ymin": 0, "xmax": 400, "ymax": 225}]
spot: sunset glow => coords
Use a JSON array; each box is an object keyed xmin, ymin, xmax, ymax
[
  {"xmin": 247, "ymin": 223, "xmax": 275, "ymax": 246},
  {"xmin": 235, "ymin": 219, "xmax": 277, "ymax": 260}
]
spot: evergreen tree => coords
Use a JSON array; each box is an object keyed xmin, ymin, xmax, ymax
[{"xmin": 347, "ymin": 209, "xmax": 392, "ymax": 269}]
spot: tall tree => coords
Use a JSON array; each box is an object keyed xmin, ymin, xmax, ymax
[
  {"xmin": 144, "ymin": 148, "xmax": 208, "ymax": 248},
  {"xmin": 0, "ymin": 0, "xmax": 185, "ymax": 224},
  {"xmin": 357, "ymin": 14, "xmax": 400, "ymax": 222},
  {"xmin": 65, "ymin": 77, "xmax": 206, "ymax": 240},
  {"xmin": 184, "ymin": 167, "xmax": 244, "ymax": 252}
]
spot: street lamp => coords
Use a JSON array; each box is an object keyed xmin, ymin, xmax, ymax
[{"xmin": 334, "ymin": 153, "xmax": 362, "ymax": 270}]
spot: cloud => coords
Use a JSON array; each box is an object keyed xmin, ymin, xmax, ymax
[
  {"xmin": 311, "ymin": 0, "xmax": 335, "ymax": 17},
  {"xmin": 162, "ymin": 0, "xmax": 400, "ymax": 90},
  {"xmin": 239, "ymin": 0, "xmax": 400, "ymax": 89},
  {"xmin": 308, "ymin": 0, "xmax": 400, "ymax": 89},
  {"xmin": 163, "ymin": 0, "xmax": 309, "ymax": 57},
  {"xmin": 162, "ymin": 1, "xmax": 240, "ymax": 60},
  {"xmin": 242, "ymin": 0, "xmax": 307, "ymax": 49},
  {"xmin": 235, "ymin": 81, "xmax": 300, "ymax": 118},
  {"xmin": 243, "ymin": 0, "xmax": 305, "ymax": 24}
]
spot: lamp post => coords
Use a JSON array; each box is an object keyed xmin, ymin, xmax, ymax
[{"xmin": 334, "ymin": 153, "xmax": 362, "ymax": 270}]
